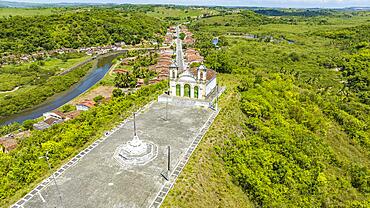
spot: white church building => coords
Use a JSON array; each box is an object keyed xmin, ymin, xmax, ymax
[{"xmin": 169, "ymin": 62, "xmax": 217, "ymax": 100}]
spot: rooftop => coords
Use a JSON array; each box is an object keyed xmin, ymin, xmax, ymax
[
  {"xmin": 65, "ymin": 110, "xmax": 82, "ymax": 120},
  {"xmin": 44, "ymin": 117, "xmax": 63, "ymax": 126},
  {"xmin": 190, "ymin": 67, "xmax": 217, "ymax": 81},
  {"xmin": 78, "ymin": 100, "xmax": 96, "ymax": 108},
  {"xmin": 0, "ymin": 138, "xmax": 17, "ymax": 152}
]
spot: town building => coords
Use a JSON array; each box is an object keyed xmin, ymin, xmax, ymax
[
  {"xmin": 64, "ymin": 110, "xmax": 82, "ymax": 120},
  {"xmin": 76, "ymin": 100, "xmax": 95, "ymax": 111},
  {"xmin": 33, "ymin": 117, "xmax": 63, "ymax": 130},
  {"xmin": 43, "ymin": 110, "xmax": 65, "ymax": 120},
  {"xmin": 0, "ymin": 138, "xmax": 17, "ymax": 153},
  {"xmin": 185, "ymin": 48, "xmax": 204, "ymax": 64},
  {"xmin": 113, "ymin": 69, "xmax": 129, "ymax": 74},
  {"xmin": 33, "ymin": 110, "xmax": 68, "ymax": 130},
  {"xmin": 0, "ymin": 130, "xmax": 30, "ymax": 153}
]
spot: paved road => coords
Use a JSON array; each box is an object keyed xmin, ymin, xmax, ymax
[{"xmin": 175, "ymin": 26, "xmax": 185, "ymax": 71}]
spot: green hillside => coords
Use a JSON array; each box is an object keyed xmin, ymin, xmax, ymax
[
  {"xmin": 0, "ymin": 8, "xmax": 165, "ymax": 55},
  {"xmin": 164, "ymin": 10, "xmax": 370, "ymax": 207},
  {"xmin": 0, "ymin": 6, "xmax": 369, "ymax": 208}
]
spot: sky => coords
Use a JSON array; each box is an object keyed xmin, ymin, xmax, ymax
[{"xmin": 7, "ymin": 0, "xmax": 370, "ymax": 8}]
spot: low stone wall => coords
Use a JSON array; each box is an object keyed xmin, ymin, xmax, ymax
[
  {"xmin": 158, "ymin": 94, "xmax": 211, "ymax": 108},
  {"xmin": 158, "ymin": 86, "xmax": 225, "ymax": 108}
]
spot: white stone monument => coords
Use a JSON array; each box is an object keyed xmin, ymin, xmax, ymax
[{"xmin": 113, "ymin": 113, "xmax": 158, "ymax": 168}]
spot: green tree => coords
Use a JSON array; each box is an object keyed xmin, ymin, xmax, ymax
[
  {"xmin": 61, "ymin": 104, "xmax": 75, "ymax": 113},
  {"xmin": 179, "ymin": 32, "xmax": 186, "ymax": 40},
  {"xmin": 93, "ymin": 95, "xmax": 104, "ymax": 103}
]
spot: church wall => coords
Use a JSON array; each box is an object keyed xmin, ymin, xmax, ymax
[
  {"xmin": 169, "ymin": 74, "xmax": 216, "ymax": 100},
  {"xmin": 170, "ymin": 81, "xmax": 177, "ymax": 96},
  {"xmin": 206, "ymin": 78, "xmax": 217, "ymax": 96},
  {"xmin": 199, "ymin": 84, "xmax": 205, "ymax": 99}
]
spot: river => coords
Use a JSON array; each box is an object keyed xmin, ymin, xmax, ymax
[{"xmin": 0, "ymin": 53, "xmax": 118, "ymax": 126}]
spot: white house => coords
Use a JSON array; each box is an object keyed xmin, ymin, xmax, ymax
[
  {"xmin": 76, "ymin": 100, "xmax": 95, "ymax": 111},
  {"xmin": 42, "ymin": 111, "xmax": 65, "ymax": 120}
]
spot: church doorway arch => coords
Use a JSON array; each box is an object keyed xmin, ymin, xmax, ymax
[
  {"xmin": 194, "ymin": 86, "xmax": 199, "ymax": 98},
  {"xmin": 176, "ymin": 84, "xmax": 180, "ymax": 96},
  {"xmin": 184, "ymin": 84, "xmax": 191, "ymax": 97}
]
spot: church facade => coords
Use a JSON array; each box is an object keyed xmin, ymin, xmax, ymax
[{"xmin": 169, "ymin": 63, "xmax": 217, "ymax": 100}]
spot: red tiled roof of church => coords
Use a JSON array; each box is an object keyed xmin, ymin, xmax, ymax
[{"xmin": 189, "ymin": 67, "xmax": 216, "ymax": 81}]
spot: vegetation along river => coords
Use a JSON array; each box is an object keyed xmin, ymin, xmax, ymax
[{"xmin": 0, "ymin": 53, "xmax": 118, "ymax": 126}]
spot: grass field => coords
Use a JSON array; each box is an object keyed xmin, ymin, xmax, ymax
[
  {"xmin": 196, "ymin": 13, "xmax": 370, "ymax": 36},
  {"xmin": 0, "ymin": 54, "xmax": 92, "ymax": 117},
  {"xmin": 0, "ymin": 55, "xmax": 90, "ymax": 92},
  {"xmin": 146, "ymin": 7, "xmax": 218, "ymax": 21},
  {"xmin": 0, "ymin": 8, "xmax": 62, "ymax": 17}
]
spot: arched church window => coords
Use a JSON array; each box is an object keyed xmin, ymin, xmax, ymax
[
  {"xmin": 194, "ymin": 86, "xmax": 199, "ymax": 98},
  {"xmin": 184, "ymin": 84, "xmax": 191, "ymax": 97},
  {"xmin": 176, "ymin": 84, "xmax": 180, "ymax": 96}
]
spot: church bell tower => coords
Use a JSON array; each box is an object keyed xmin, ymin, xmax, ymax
[{"xmin": 169, "ymin": 61, "xmax": 178, "ymax": 80}]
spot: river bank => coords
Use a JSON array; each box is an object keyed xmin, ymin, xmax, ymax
[
  {"xmin": 0, "ymin": 45, "xmax": 170, "ymax": 126},
  {"xmin": 0, "ymin": 86, "xmax": 20, "ymax": 94},
  {"xmin": 0, "ymin": 53, "xmax": 119, "ymax": 126}
]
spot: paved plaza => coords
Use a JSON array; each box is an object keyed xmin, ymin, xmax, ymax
[{"xmin": 20, "ymin": 102, "xmax": 214, "ymax": 208}]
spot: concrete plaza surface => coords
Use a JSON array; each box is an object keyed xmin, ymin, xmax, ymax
[{"xmin": 21, "ymin": 102, "xmax": 213, "ymax": 208}]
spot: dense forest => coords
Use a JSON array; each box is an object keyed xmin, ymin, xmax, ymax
[
  {"xmin": 164, "ymin": 9, "xmax": 370, "ymax": 207},
  {"xmin": 254, "ymin": 9, "xmax": 334, "ymax": 17},
  {"xmin": 0, "ymin": 9, "xmax": 165, "ymax": 55}
]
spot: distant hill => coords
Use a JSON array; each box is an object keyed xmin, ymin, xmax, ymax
[
  {"xmin": 344, "ymin": 7, "xmax": 370, "ymax": 11},
  {"xmin": 253, "ymin": 8, "xmax": 334, "ymax": 16},
  {"xmin": 0, "ymin": 0, "xmax": 40, "ymax": 7},
  {"xmin": 0, "ymin": 0, "xmax": 109, "ymax": 8}
]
